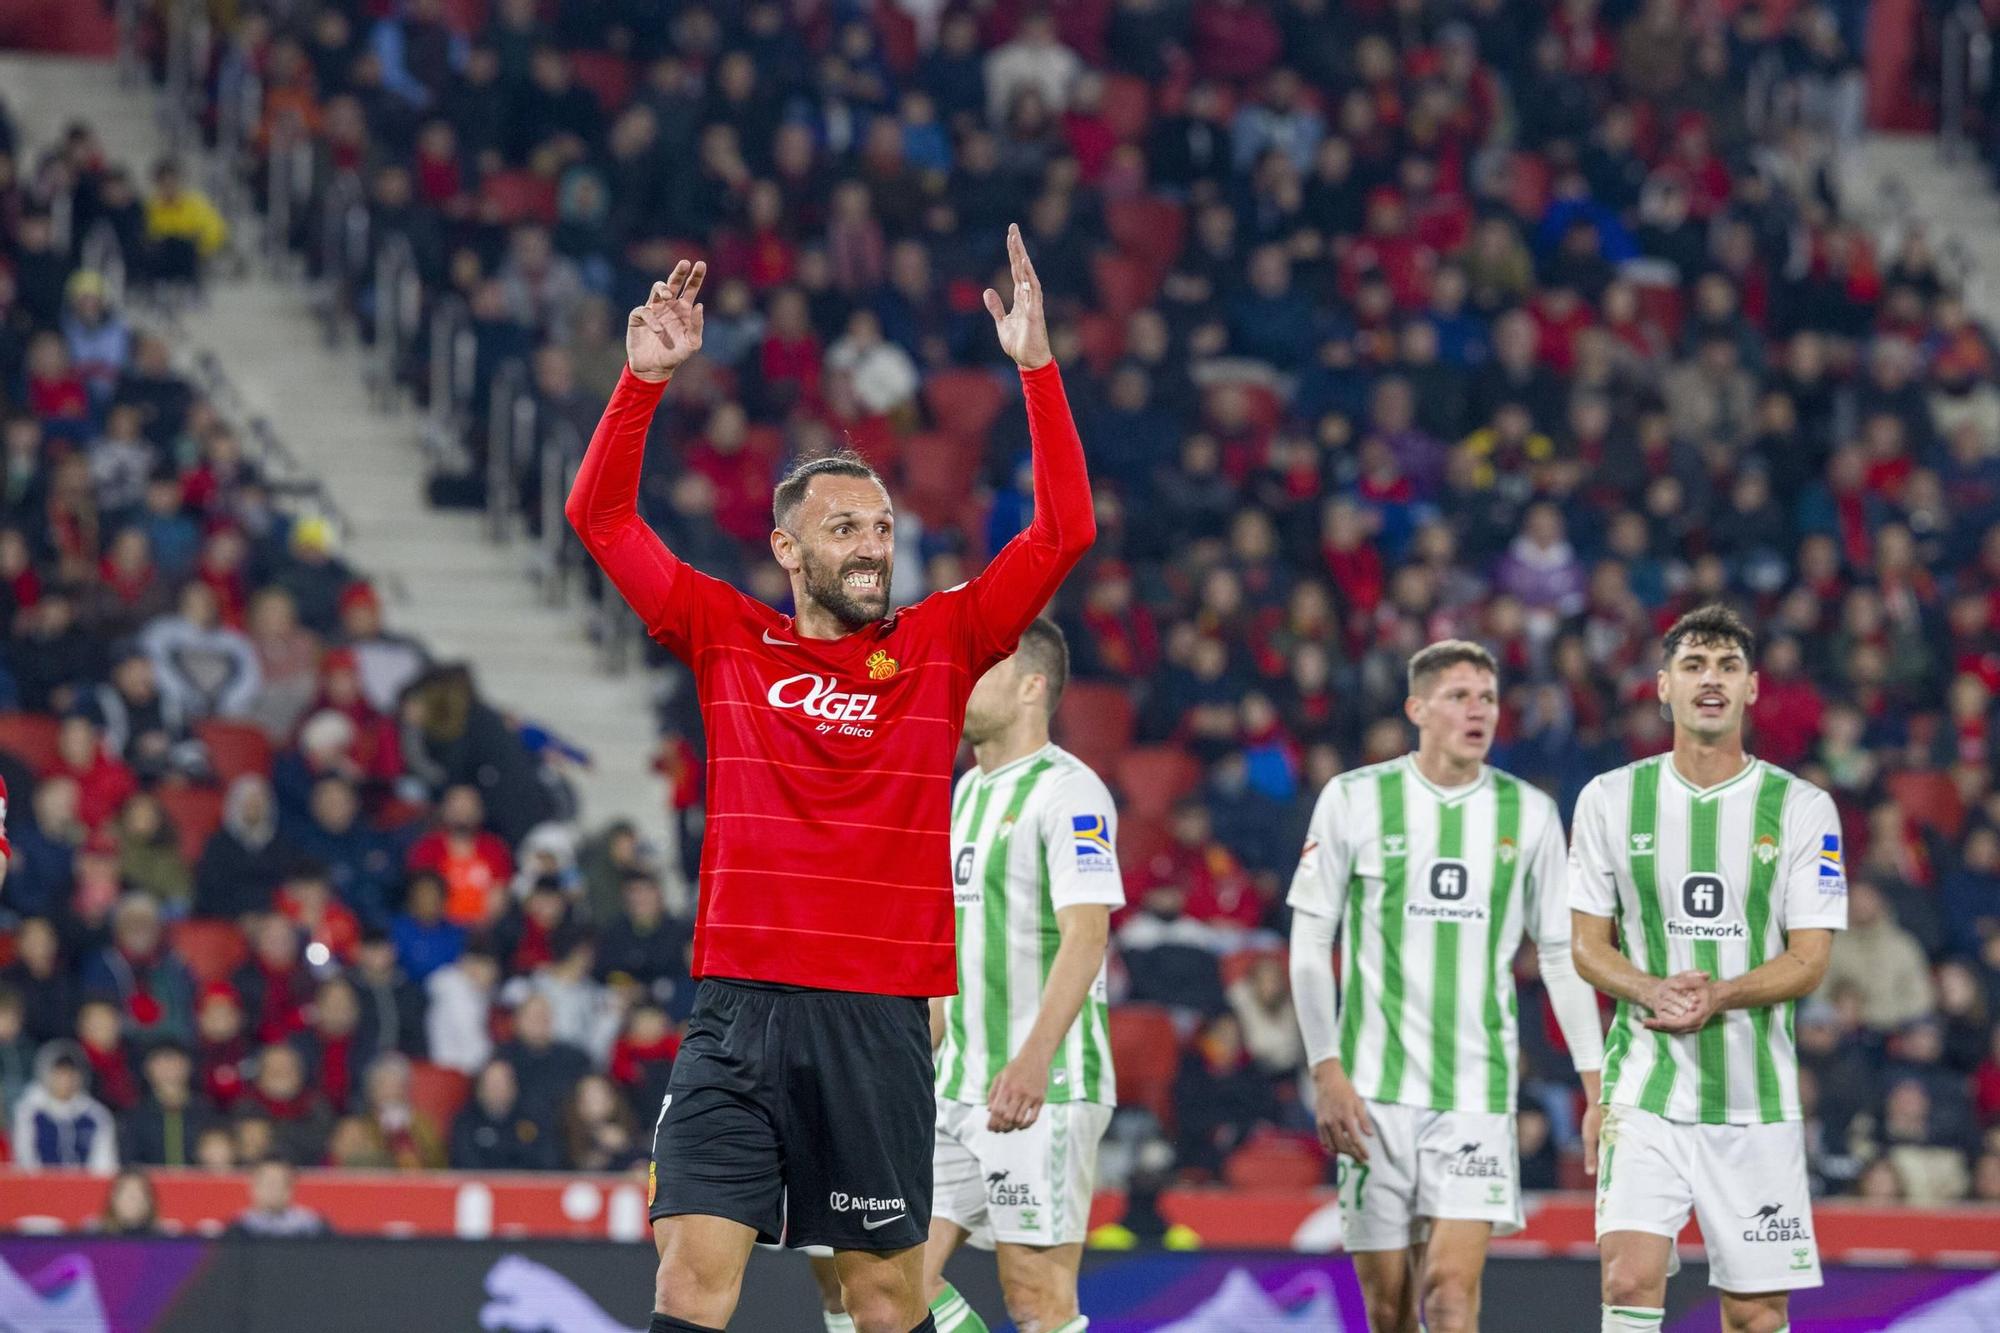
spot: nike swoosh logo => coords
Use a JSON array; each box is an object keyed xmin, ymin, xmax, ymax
[
  {"xmin": 762, "ymin": 629, "xmax": 794, "ymax": 646},
  {"xmin": 861, "ymin": 1213, "xmax": 905, "ymax": 1230}
]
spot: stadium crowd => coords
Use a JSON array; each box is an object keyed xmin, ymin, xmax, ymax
[{"xmin": 2, "ymin": 0, "xmax": 1999, "ymax": 1218}]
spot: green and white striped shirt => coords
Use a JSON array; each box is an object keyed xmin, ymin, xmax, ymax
[
  {"xmin": 936, "ymin": 744, "xmax": 1124, "ymax": 1107},
  {"xmin": 1568, "ymin": 755, "xmax": 1848, "ymax": 1125},
  {"xmin": 1286, "ymin": 755, "xmax": 1572, "ymax": 1115}
]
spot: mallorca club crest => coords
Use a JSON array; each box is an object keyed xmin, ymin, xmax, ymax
[{"xmin": 866, "ymin": 649, "xmax": 899, "ymax": 681}]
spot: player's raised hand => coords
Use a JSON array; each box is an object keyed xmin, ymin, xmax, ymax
[
  {"xmin": 984, "ymin": 223, "xmax": 1053, "ymax": 370},
  {"xmin": 627, "ymin": 260, "xmax": 706, "ymax": 383},
  {"xmin": 1311, "ymin": 1060, "xmax": 1375, "ymax": 1163}
]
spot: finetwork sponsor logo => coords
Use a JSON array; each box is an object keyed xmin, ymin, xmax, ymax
[
  {"xmin": 829, "ymin": 1191, "xmax": 907, "ymax": 1214},
  {"xmin": 1407, "ymin": 900, "xmax": 1489, "ymax": 922},
  {"xmin": 1667, "ymin": 920, "xmax": 1748, "ymax": 940}
]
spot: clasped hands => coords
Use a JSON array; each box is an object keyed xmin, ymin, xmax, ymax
[{"xmin": 1642, "ymin": 969, "xmax": 1724, "ymax": 1034}]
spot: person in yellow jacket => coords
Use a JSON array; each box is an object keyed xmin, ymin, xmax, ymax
[{"xmin": 144, "ymin": 159, "xmax": 227, "ymax": 284}]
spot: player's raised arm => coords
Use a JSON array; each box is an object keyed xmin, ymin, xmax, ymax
[
  {"xmin": 565, "ymin": 260, "xmax": 707, "ymax": 647},
  {"xmin": 959, "ymin": 225, "xmax": 1096, "ymax": 661}
]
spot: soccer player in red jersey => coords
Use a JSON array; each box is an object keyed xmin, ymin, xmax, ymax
[{"xmin": 568, "ymin": 226, "xmax": 1094, "ymax": 1333}]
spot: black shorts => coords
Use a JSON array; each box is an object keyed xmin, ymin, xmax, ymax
[{"xmin": 648, "ymin": 978, "xmax": 934, "ymax": 1252}]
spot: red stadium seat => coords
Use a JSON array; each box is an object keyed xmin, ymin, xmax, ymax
[
  {"xmin": 197, "ymin": 719, "xmax": 273, "ymax": 785},
  {"xmin": 1054, "ymin": 681, "xmax": 1135, "ymax": 777},
  {"xmin": 1075, "ymin": 312, "xmax": 1126, "ymax": 374},
  {"xmin": 1100, "ymin": 74, "xmax": 1153, "ymax": 142},
  {"xmin": 1106, "ymin": 196, "xmax": 1187, "ymax": 276},
  {"xmin": 156, "ymin": 784, "xmax": 225, "ymax": 866},
  {"xmin": 569, "ymin": 51, "xmax": 634, "ymax": 116},
  {"xmin": 1109, "ymin": 1003, "xmax": 1180, "ymax": 1126},
  {"xmin": 1091, "ymin": 252, "xmax": 1159, "ymax": 321},
  {"xmin": 922, "ymin": 369, "xmax": 1007, "ymax": 445},
  {"xmin": 1633, "ymin": 282, "xmax": 1685, "ymax": 344},
  {"xmin": 1887, "ymin": 771, "xmax": 1965, "ymax": 840},
  {"xmin": 872, "ymin": 0, "xmax": 919, "ymax": 74},
  {"xmin": 1223, "ymin": 1132, "xmax": 1327, "ymax": 1189},
  {"xmin": 1115, "ymin": 746, "xmax": 1202, "ymax": 821},
  {"xmin": 1219, "ymin": 945, "xmax": 1287, "ymax": 992},
  {"xmin": 479, "ymin": 170, "xmax": 558, "ymax": 227},
  {"xmin": 409, "ymin": 1062, "xmax": 473, "ymax": 1131},
  {"xmin": 169, "ymin": 920, "xmax": 249, "ymax": 985},
  {"xmin": 0, "ymin": 930, "xmax": 14, "ymax": 968},
  {"xmin": 0, "ymin": 712, "xmax": 60, "ymax": 771},
  {"xmin": 899, "ymin": 431, "xmax": 982, "ymax": 526},
  {"xmin": 1116, "ymin": 814, "xmax": 1169, "ymax": 872}
]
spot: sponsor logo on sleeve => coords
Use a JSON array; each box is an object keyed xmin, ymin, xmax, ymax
[
  {"xmin": 1072, "ymin": 814, "xmax": 1115, "ymax": 871},
  {"xmin": 1818, "ymin": 833, "xmax": 1846, "ymax": 895}
]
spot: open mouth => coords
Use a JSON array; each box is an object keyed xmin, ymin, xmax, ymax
[
  {"xmin": 1694, "ymin": 691, "xmax": 1728, "ymax": 715},
  {"xmin": 844, "ymin": 568, "xmax": 882, "ymax": 591}
]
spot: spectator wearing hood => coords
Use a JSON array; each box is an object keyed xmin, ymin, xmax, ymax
[
  {"xmin": 12, "ymin": 1041, "xmax": 118, "ymax": 1171},
  {"xmin": 194, "ymin": 776, "xmax": 297, "ymax": 919}
]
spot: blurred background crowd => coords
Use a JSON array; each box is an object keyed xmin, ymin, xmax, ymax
[{"xmin": 2, "ymin": 0, "xmax": 1997, "ymax": 1220}]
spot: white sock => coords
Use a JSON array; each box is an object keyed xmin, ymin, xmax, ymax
[
  {"xmin": 823, "ymin": 1314, "xmax": 855, "ymax": 1333},
  {"xmin": 1048, "ymin": 1320, "xmax": 1088, "ymax": 1332},
  {"xmin": 1602, "ymin": 1308, "xmax": 1664, "ymax": 1331}
]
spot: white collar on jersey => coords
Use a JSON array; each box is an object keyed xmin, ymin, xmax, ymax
[
  {"xmin": 972, "ymin": 742, "xmax": 1058, "ymax": 782},
  {"xmin": 1402, "ymin": 752, "xmax": 1489, "ymax": 803},
  {"xmin": 1664, "ymin": 752, "xmax": 1761, "ymax": 799}
]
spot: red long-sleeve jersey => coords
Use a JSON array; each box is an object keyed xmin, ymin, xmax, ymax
[{"xmin": 568, "ymin": 361, "xmax": 1095, "ymax": 996}]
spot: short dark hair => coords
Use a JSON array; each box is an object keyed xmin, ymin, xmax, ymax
[
  {"xmin": 1015, "ymin": 618, "xmax": 1070, "ymax": 717},
  {"xmin": 1407, "ymin": 639, "xmax": 1498, "ymax": 696},
  {"xmin": 1662, "ymin": 603, "xmax": 1756, "ymax": 664},
  {"xmin": 772, "ymin": 452, "xmax": 883, "ymax": 529}
]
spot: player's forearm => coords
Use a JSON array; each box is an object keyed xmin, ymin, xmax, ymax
[
  {"xmin": 1570, "ymin": 912, "xmax": 1658, "ymax": 1007},
  {"xmin": 1289, "ymin": 907, "xmax": 1342, "ymax": 1068},
  {"xmin": 929, "ymin": 996, "xmax": 946, "ymax": 1051},
  {"xmin": 1538, "ymin": 941, "xmax": 1607, "ymax": 1073},
  {"xmin": 1020, "ymin": 361, "xmax": 1097, "ymax": 561},
  {"xmin": 566, "ymin": 366, "xmax": 668, "ymax": 545},
  {"xmin": 1018, "ymin": 917, "xmax": 1106, "ymax": 1072},
  {"xmin": 1715, "ymin": 935, "xmax": 1833, "ymax": 1011}
]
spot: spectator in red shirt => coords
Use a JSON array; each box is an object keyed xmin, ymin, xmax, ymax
[
  {"xmin": 277, "ymin": 869, "xmax": 362, "ymax": 966},
  {"xmin": 1191, "ymin": 0, "xmax": 1282, "ymax": 82},
  {"xmin": 407, "ymin": 785, "xmax": 515, "ymax": 928},
  {"xmin": 194, "ymin": 982, "xmax": 251, "ymax": 1111},
  {"xmin": 1750, "ymin": 636, "xmax": 1826, "ymax": 768},
  {"xmin": 47, "ymin": 714, "xmax": 138, "ymax": 833},
  {"xmin": 1144, "ymin": 799, "xmax": 1264, "ymax": 932},
  {"xmin": 77, "ymin": 997, "xmax": 139, "ymax": 1112}
]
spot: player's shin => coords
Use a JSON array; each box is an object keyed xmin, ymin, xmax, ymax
[
  {"xmin": 928, "ymin": 1281, "xmax": 992, "ymax": 1333},
  {"xmin": 1602, "ymin": 1307, "xmax": 1665, "ymax": 1331}
]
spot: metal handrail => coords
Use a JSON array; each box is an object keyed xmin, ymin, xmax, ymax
[
  {"xmin": 1942, "ymin": 2, "xmax": 1991, "ymax": 163},
  {"xmin": 371, "ymin": 233, "xmax": 417, "ymax": 410},
  {"xmin": 486, "ymin": 358, "xmax": 531, "ymax": 542},
  {"xmin": 539, "ymin": 422, "xmax": 583, "ymax": 607}
]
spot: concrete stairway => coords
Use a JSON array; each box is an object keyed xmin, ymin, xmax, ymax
[{"xmin": 0, "ymin": 53, "xmax": 673, "ymax": 841}]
